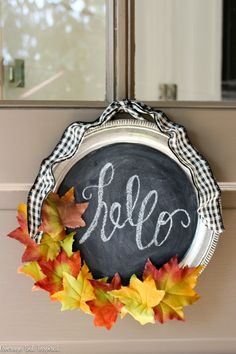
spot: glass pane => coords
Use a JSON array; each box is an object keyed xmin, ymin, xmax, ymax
[
  {"xmin": 135, "ymin": 0, "xmax": 236, "ymax": 101},
  {"xmin": 0, "ymin": 0, "xmax": 106, "ymax": 100}
]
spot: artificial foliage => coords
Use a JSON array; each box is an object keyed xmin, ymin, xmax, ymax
[{"xmin": 8, "ymin": 187, "xmax": 202, "ymax": 330}]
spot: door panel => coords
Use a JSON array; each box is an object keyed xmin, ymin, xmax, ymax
[
  {"xmin": 0, "ymin": 107, "xmax": 235, "ymax": 353},
  {"xmin": 0, "ymin": 107, "xmax": 235, "ymax": 183}
]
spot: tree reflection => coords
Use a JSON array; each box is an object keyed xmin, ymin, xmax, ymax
[{"xmin": 1, "ymin": 0, "xmax": 106, "ymax": 100}]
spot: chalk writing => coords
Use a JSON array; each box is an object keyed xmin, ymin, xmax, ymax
[{"xmin": 80, "ymin": 162, "xmax": 191, "ymax": 250}]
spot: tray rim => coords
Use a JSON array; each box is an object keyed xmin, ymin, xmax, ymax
[{"xmin": 53, "ymin": 118, "xmax": 218, "ymax": 270}]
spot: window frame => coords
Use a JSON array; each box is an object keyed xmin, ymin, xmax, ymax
[{"xmin": 0, "ymin": 0, "xmax": 236, "ymax": 109}]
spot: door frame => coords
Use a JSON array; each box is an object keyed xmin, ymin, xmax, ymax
[{"xmin": 0, "ymin": 0, "xmax": 235, "ymax": 204}]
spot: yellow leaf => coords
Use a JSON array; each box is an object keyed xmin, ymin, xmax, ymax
[
  {"xmin": 39, "ymin": 233, "xmax": 61, "ymax": 261},
  {"xmin": 40, "ymin": 196, "xmax": 65, "ymax": 241},
  {"xmin": 51, "ymin": 263, "xmax": 95, "ymax": 314},
  {"xmin": 143, "ymin": 257, "xmax": 203, "ymax": 323},
  {"xmin": 40, "ymin": 187, "xmax": 88, "ymax": 241},
  {"xmin": 61, "ymin": 232, "xmax": 75, "ymax": 258},
  {"xmin": 18, "ymin": 261, "xmax": 45, "ymax": 282},
  {"xmin": 110, "ymin": 275, "xmax": 165, "ymax": 325}
]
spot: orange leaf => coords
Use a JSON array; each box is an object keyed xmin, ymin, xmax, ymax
[
  {"xmin": 40, "ymin": 187, "xmax": 88, "ymax": 241},
  {"xmin": 88, "ymin": 273, "xmax": 123, "ymax": 330},
  {"xmin": 40, "ymin": 194, "xmax": 66, "ymax": 241},
  {"xmin": 143, "ymin": 257, "xmax": 202, "ymax": 323},
  {"xmin": 111, "ymin": 274, "xmax": 165, "ymax": 325},
  {"xmin": 18, "ymin": 261, "xmax": 46, "ymax": 282},
  {"xmin": 51, "ymin": 263, "xmax": 95, "ymax": 313},
  {"xmin": 35, "ymin": 250, "xmax": 81, "ymax": 295},
  {"xmin": 38, "ymin": 233, "xmax": 61, "ymax": 261},
  {"xmin": 57, "ymin": 187, "xmax": 89, "ymax": 228},
  {"xmin": 8, "ymin": 203, "xmax": 41, "ymax": 262}
]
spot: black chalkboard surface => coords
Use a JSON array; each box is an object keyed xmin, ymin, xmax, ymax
[{"xmin": 58, "ymin": 143, "xmax": 198, "ymax": 283}]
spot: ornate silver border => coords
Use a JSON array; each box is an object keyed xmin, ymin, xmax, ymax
[{"xmin": 53, "ymin": 119, "xmax": 219, "ymax": 269}]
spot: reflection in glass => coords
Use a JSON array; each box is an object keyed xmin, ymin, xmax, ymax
[
  {"xmin": 222, "ymin": 0, "xmax": 236, "ymax": 99},
  {"xmin": 0, "ymin": 0, "xmax": 106, "ymax": 100},
  {"xmin": 135, "ymin": 0, "xmax": 236, "ymax": 101}
]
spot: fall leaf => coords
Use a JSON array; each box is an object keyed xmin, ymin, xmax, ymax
[
  {"xmin": 40, "ymin": 187, "xmax": 88, "ymax": 241},
  {"xmin": 18, "ymin": 261, "xmax": 45, "ymax": 282},
  {"xmin": 39, "ymin": 233, "xmax": 61, "ymax": 261},
  {"xmin": 40, "ymin": 194, "xmax": 66, "ymax": 241},
  {"xmin": 8, "ymin": 204, "xmax": 61, "ymax": 262},
  {"xmin": 51, "ymin": 263, "xmax": 95, "ymax": 313},
  {"xmin": 35, "ymin": 250, "xmax": 81, "ymax": 295},
  {"xmin": 111, "ymin": 274, "xmax": 165, "ymax": 325},
  {"xmin": 143, "ymin": 257, "xmax": 203, "ymax": 323},
  {"xmin": 57, "ymin": 187, "xmax": 89, "ymax": 228},
  {"xmin": 88, "ymin": 273, "xmax": 123, "ymax": 330},
  {"xmin": 8, "ymin": 203, "xmax": 41, "ymax": 262},
  {"xmin": 60, "ymin": 232, "xmax": 75, "ymax": 257}
]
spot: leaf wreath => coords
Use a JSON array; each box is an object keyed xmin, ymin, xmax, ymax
[{"xmin": 8, "ymin": 187, "xmax": 202, "ymax": 330}]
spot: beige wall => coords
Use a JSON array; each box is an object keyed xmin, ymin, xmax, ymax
[{"xmin": 0, "ymin": 107, "xmax": 235, "ymax": 353}]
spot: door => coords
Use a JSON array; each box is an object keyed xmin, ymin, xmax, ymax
[{"xmin": 0, "ymin": 1, "xmax": 235, "ymax": 353}]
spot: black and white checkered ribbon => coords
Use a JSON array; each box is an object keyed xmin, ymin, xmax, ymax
[{"xmin": 27, "ymin": 100, "xmax": 224, "ymax": 243}]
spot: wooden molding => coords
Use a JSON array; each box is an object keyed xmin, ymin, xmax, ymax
[
  {"xmin": 0, "ymin": 182, "xmax": 235, "ymax": 210},
  {"xmin": 0, "ymin": 339, "xmax": 235, "ymax": 354},
  {"xmin": 0, "ymin": 100, "xmax": 108, "ymax": 109},
  {"xmin": 1, "ymin": 100, "xmax": 236, "ymax": 110},
  {"xmin": 218, "ymin": 182, "xmax": 236, "ymax": 191},
  {"xmin": 0, "ymin": 183, "xmax": 31, "ymax": 210}
]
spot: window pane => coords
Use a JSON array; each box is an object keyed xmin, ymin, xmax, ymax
[
  {"xmin": 0, "ymin": 0, "xmax": 106, "ymax": 100},
  {"xmin": 135, "ymin": 0, "xmax": 236, "ymax": 101}
]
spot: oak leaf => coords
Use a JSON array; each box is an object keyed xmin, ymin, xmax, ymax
[
  {"xmin": 143, "ymin": 257, "xmax": 203, "ymax": 323},
  {"xmin": 110, "ymin": 274, "xmax": 165, "ymax": 325}
]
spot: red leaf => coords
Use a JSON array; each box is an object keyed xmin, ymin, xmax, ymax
[
  {"xmin": 90, "ymin": 273, "xmax": 121, "ymax": 292},
  {"xmin": 88, "ymin": 273, "xmax": 123, "ymax": 330},
  {"xmin": 35, "ymin": 250, "xmax": 81, "ymax": 295},
  {"xmin": 89, "ymin": 301, "xmax": 122, "ymax": 330},
  {"xmin": 8, "ymin": 204, "xmax": 41, "ymax": 262},
  {"xmin": 40, "ymin": 187, "xmax": 88, "ymax": 240},
  {"xmin": 57, "ymin": 187, "xmax": 89, "ymax": 228},
  {"xmin": 143, "ymin": 257, "xmax": 202, "ymax": 323}
]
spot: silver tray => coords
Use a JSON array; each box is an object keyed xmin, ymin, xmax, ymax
[{"xmin": 53, "ymin": 119, "xmax": 218, "ymax": 269}]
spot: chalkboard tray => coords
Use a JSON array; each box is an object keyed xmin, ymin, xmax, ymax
[{"xmin": 52, "ymin": 119, "xmax": 218, "ymax": 281}]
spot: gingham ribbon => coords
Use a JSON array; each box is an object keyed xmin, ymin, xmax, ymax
[{"xmin": 27, "ymin": 100, "xmax": 224, "ymax": 243}]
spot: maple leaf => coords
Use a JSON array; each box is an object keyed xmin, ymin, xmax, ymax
[
  {"xmin": 7, "ymin": 203, "xmax": 41, "ymax": 262},
  {"xmin": 110, "ymin": 274, "xmax": 165, "ymax": 325},
  {"xmin": 39, "ymin": 233, "xmax": 61, "ymax": 261},
  {"xmin": 57, "ymin": 187, "xmax": 89, "ymax": 228},
  {"xmin": 40, "ymin": 194, "xmax": 65, "ymax": 241},
  {"xmin": 18, "ymin": 261, "xmax": 45, "ymax": 282},
  {"xmin": 40, "ymin": 187, "xmax": 88, "ymax": 241},
  {"xmin": 60, "ymin": 232, "xmax": 75, "ymax": 257},
  {"xmin": 35, "ymin": 250, "xmax": 81, "ymax": 295},
  {"xmin": 51, "ymin": 263, "xmax": 95, "ymax": 313},
  {"xmin": 87, "ymin": 273, "xmax": 123, "ymax": 330},
  {"xmin": 143, "ymin": 257, "xmax": 203, "ymax": 323}
]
